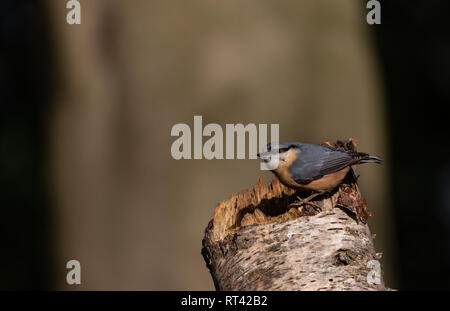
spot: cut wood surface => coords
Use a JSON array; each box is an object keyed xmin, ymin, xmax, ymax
[{"xmin": 202, "ymin": 140, "xmax": 387, "ymax": 291}]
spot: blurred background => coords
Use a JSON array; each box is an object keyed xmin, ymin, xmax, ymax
[{"xmin": 0, "ymin": 0, "xmax": 449, "ymax": 290}]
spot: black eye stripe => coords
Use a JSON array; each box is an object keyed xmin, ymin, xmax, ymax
[{"xmin": 267, "ymin": 145, "xmax": 291, "ymax": 153}]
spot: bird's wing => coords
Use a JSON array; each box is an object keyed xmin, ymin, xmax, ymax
[{"xmin": 289, "ymin": 144, "xmax": 353, "ymax": 184}]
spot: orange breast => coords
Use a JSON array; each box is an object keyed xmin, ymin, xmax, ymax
[
  {"xmin": 272, "ymin": 149, "xmax": 305, "ymax": 189},
  {"xmin": 273, "ymin": 153, "xmax": 349, "ymax": 193},
  {"xmin": 300, "ymin": 166, "xmax": 350, "ymax": 192}
]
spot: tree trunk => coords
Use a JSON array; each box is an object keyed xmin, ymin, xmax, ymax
[{"xmin": 202, "ymin": 166, "xmax": 386, "ymax": 291}]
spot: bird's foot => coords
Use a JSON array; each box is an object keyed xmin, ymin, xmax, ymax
[{"xmin": 289, "ymin": 193, "xmax": 322, "ymax": 213}]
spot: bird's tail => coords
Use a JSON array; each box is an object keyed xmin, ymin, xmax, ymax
[{"xmin": 356, "ymin": 153, "xmax": 382, "ymax": 164}]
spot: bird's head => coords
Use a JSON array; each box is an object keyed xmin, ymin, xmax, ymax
[{"xmin": 257, "ymin": 142, "xmax": 297, "ymax": 169}]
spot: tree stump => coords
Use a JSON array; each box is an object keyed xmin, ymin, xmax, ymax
[{"xmin": 202, "ymin": 141, "xmax": 386, "ymax": 291}]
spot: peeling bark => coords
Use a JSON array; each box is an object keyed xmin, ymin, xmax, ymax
[{"xmin": 202, "ymin": 140, "xmax": 387, "ymax": 291}]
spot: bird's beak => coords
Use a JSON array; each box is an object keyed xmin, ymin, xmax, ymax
[{"xmin": 257, "ymin": 151, "xmax": 272, "ymax": 160}]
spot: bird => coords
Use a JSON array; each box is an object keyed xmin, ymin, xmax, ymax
[{"xmin": 257, "ymin": 142, "xmax": 381, "ymax": 210}]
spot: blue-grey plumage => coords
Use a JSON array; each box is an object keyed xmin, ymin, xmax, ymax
[{"xmin": 258, "ymin": 142, "xmax": 381, "ymax": 193}]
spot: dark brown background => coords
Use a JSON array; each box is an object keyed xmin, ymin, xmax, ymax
[{"xmin": 1, "ymin": 0, "xmax": 449, "ymax": 290}]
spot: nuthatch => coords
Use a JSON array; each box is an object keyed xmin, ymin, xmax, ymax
[{"xmin": 257, "ymin": 142, "xmax": 381, "ymax": 209}]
